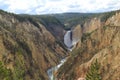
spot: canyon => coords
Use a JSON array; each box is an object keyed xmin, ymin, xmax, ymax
[{"xmin": 0, "ymin": 9, "xmax": 120, "ymax": 80}]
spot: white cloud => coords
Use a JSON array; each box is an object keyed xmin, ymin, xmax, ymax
[
  {"xmin": 0, "ymin": 0, "xmax": 120, "ymax": 14},
  {"xmin": 3, "ymin": 0, "xmax": 45, "ymax": 13}
]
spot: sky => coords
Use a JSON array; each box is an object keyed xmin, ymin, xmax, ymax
[{"xmin": 0, "ymin": 0, "xmax": 120, "ymax": 14}]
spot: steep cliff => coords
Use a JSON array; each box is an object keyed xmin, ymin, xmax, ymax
[
  {"xmin": 33, "ymin": 15, "xmax": 66, "ymax": 41},
  {"xmin": 56, "ymin": 12, "xmax": 120, "ymax": 80},
  {"xmin": 105, "ymin": 12, "xmax": 120, "ymax": 26},
  {"xmin": 72, "ymin": 25, "xmax": 82, "ymax": 45},
  {"xmin": 0, "ymin": 10, "xmax": 67, "ymax": 80},
  {"xmin": 83, "ymin": 17, "xmax": 101, "ymax": 33}
]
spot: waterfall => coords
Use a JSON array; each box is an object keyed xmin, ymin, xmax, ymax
[
  {"xmin": 64, "ymin": 30, "xmax": 80, "ymax": 50},
  {"xmin": 64, "ymin": 31, "xmax": 73, "ymax": 48}
]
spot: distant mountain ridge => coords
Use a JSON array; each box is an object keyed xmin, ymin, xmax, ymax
[{"xmin": 51, "ymin": 10, "xmax": 120, "ymax": 29}]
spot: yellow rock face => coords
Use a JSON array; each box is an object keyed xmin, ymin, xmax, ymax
[
  {"xmin": 56, "ymin": 12, "xmax": 120, "ymax": 80},
  {"xmin": 0, "ymin": 10, "xmax": 67, "ymax": 80}
]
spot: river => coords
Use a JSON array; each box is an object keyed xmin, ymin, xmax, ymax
[
  {"xmin": 47, "ymin": 58, "xmax": 66, "ymax": 80},
  {"xmin": 47, "ymin": 30, "xmax": 74, "ymax": 80}
]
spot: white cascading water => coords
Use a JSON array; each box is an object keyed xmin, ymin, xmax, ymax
[
  {"xmin": 64, "ymin": 30, "xmax": 80, "ymax": 50},
  {"xmin": 64, "ymin": 31, "xmax": 72, "ymax": 48},
  {"xmin": 47, "ymin": 59, "xmax": 66, "ymax": 80}
]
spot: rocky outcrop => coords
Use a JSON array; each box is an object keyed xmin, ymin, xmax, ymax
[
  {"xmin": 0, "ymin": 10, "xmax": 67, "ymax": 80},
  {"xmin": 72, "ymin": 25, "xmax": 82, "ymax": 45},
  {"xmin": 83, "ymin": 17, "xmax": 101, "ymax": 33},
  {"xmin": 105, "ymin": 12, "xmax": 120, "ymax": 26}
]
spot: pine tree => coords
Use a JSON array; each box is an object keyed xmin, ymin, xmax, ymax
[{"xmin": 86, "ymin": 59, "xmax": 101, "ymax": 80}]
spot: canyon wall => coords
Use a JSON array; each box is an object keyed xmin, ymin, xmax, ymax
[
  {"xmin": 56, "ymin": 12, "xmax": 120, "ymax": 80},
  {"xmin": 0, "ymin": 10, "xmax": 67, "ymax": 80}
]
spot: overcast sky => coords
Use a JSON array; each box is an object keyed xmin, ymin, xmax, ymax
[{"xmin": 0, "ymin": 0, "xmax": 120, "ymax": 14}]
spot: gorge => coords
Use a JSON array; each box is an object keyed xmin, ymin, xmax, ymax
[{"xmin": 0, "ymin": 9, "xmax": 120, "ymax": 80}]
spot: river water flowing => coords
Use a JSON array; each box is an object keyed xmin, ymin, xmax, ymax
[
  {"xmin": 47, "ymin": 30, "xmax": 78, "ymax": 80},
  {"xmin": 47, "ymin": 58, "xmax": 66, "ymax": 80}
]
